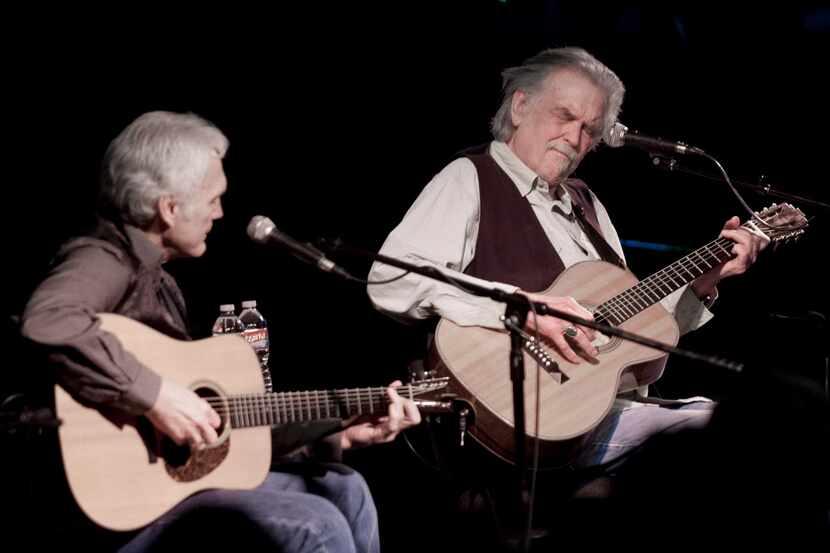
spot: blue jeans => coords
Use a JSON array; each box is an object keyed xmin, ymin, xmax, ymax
[
  {"xmin": 573, "ymin": 397, "xmax": 716, "ymax": 468},
  {"xmin": 118, "ymin": 464, "xmax": 378, "ymax": 553}
]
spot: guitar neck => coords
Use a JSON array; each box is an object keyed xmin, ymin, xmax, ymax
[
  {"xmin": 594, "ymin": 234, "xmax": 735, "ymax": 327},
  {"xmin": 226, "ymin": 385, "xmax": 413, "ymax": 428}
]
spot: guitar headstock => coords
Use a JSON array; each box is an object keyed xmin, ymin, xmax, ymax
[
  {"xmin": 751, "ymin": 203, "xmax": 808, "ymax": 244},
  {"xmin": 408, "ymin": 377, "xmax": 450, "ymax": 395}
]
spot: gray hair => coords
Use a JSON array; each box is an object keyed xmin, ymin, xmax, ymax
[
  {"xmin": 490, "ymin": 47, "xmax": 625, "ymax": 143},
  {"xmin": 99, "ymin": 111, "xmax": 229, "ymax": 228}
]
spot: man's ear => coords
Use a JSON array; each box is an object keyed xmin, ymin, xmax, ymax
[
  {"xmin": 157, "ymin": 196, "xmax": 178, "ymax": 229},
  {"xmin": 510, "ymin": 90, "xmax": 529, "ymax": 128}
]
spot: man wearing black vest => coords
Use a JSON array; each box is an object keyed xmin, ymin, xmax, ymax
[{"xmin": 367, "ymin": 47, "xmax": 770, "ymax": 540}]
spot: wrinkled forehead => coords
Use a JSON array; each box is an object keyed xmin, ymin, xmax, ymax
[{"xmin": 539, "ymin": 68, "xmax": 607, "ymax": 120}]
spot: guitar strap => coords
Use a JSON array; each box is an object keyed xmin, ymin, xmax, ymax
[{"xmin": 570, "ymin": 201, "xmax": 626, "ymax": 269}]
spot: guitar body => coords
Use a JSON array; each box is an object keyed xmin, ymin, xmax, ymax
[
  {"xmin": 55, "ymin": 314, "xmax": 271, "ymax": 531},
  {"xmin": 432, "ymin": 260, "xmax": 679, "ymax": 468}
]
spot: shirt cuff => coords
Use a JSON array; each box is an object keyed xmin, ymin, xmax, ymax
[{"xmin": 122, "ymin": 365, "xmax": 163, "ymax": 415}]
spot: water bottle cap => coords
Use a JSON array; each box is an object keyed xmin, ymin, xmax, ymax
[
  {"xmin": 241, "ymin": 300, "xmax": 257, "ymax": 308},
  {"xmin": 219, "ymin": 304, "xmax": 235, "ymax": 312}
]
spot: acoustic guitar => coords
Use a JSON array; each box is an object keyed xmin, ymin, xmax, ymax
[
  {"xmin": 55, "ymin": 313, "xmax": 447, "ymax": 530},
  {"xmin": 431, "ymin": 203, "xmax": 806, "ymax": 467}
]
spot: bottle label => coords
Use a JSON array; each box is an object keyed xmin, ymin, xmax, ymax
[{"xmin": 241, "ymin": 328, "xmax": 269, "ymax": 351}]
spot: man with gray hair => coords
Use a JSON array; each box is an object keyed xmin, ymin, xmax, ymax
[
  {"xmin": 367, "ymin": 46, "xmax": 768, "ymax": 536},
  {"xmin": 22, "ymin": 111, "xmax": 420, "ymax": 552}
]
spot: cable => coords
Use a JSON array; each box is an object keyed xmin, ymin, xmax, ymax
[
  {"xmin": 680, "ymin": 150, "xmax": 809, "ymax": 233},
  {"xmin": 364, "ymin": 269, "xmax": 412, "ymax": 286}
]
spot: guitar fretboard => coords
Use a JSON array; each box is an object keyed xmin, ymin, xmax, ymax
[
  {"xmin": 223, "ymin": 386, "xmax": 407, "ymax": 428},
  {"xmin": 594, "ymin": 234, "xmax": 736, "ymax": 327}
]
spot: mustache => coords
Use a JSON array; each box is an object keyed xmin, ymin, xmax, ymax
[{"xmin": 546, "ymin": 142, "xmax": 578, "ymax": 162}]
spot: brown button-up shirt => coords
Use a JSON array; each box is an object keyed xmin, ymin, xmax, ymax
[
  {"xmin": 22, "ymin": 219, "xmax": 184, "ymax": 414},
  {"xmin": 22, "ymin": 218, "xmax": 344, "ymax": 460}
]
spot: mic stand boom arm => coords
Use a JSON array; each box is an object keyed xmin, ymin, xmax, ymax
[
  {"xmin": 330, "ymin": 242, "xmax": 742, "ymax": 372},
  {"xmin": 651, "ymin": 156, "xmax": 830, "ymax": 213}
]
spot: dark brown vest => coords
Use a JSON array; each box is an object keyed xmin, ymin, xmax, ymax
[{"xmin": 463, "ymin": 149, "xmax": 623, "ymax": 292}]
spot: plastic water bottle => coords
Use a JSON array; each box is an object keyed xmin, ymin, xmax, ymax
[
  {"xmin": 212, "ymin": 304, "xmax": 244, "ymax": 336},
  {"xmin": 239, "ymin": 300, "xmax": 270, "ymax": 366},
  {"xmin": 239, "ymin": 300, "xmax": 272, "ymax": 392}
]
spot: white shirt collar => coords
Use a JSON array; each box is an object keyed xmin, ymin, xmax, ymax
[{"xmin": 488, "ymin": 140, "xmax": 574, "ymax": 214}]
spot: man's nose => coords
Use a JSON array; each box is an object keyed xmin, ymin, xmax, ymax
[{"xmin": 563, "ymin": 121, "xmax": 582, "ymax": 149}]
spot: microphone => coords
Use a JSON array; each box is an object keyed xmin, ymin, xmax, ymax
[
  {"xmin": 605, "ymin": 122, "xmax": 704, "ymax": 156},
  {"xmin": 247, "ymin": 216, "xmax": 352, "ymax": 279}
]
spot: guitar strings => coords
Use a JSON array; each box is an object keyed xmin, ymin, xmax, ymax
[
  {"xmin": 595, "ymin": 207, "xmax": 800, "ymax": 325},
  {"xmin": 205, "ymin": 398, "xmax": 390, "ymax": 418},
  {"xmin": 200, "ymin": 385, "xmax": 431, "ymax": 418},
  {"xmin": 204, "ymin": 399, "xmax": 393, "ymax": 411},
  {"xmin": 202, "ymin": 385, "xmax": 420, "ymax": 405},
  {"xmin": 612, "ymin": 237, "xmax": 728, "ymax": 306},
  {"xmin": 200, "ymin": 388, "xmax": 429, "ymax": 424},
  {"xmin": 203, "ymin": 396, "xmax": 395, "ymax": 411},
  {"xmin": 597, "ymin": 236, "xmax": 734, "ymax": 324}
]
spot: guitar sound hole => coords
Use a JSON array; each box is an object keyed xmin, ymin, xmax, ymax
[
  {"xmin": 161, "ymin": 439, "xmax": 190, "ymax": 468},
  {"xmin": 158, "ymin": 386, "xmax": 227, "ymax": 468},
  {"xmin": 592, "ymin": 332, "xmax": 620, "ymax": 354},
  {"xmin": 581, "ymin": 303, "xmax": 621, "ymax": 354},
  {"xmin": 195, "ymin": 386, "xmax": 227, "ymax": 436},
  {"xmin": 161, "ymin": 383, "xmax": 232, "ymax": 481}
]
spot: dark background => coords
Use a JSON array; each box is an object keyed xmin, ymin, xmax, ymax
[{"xmin": 5, "ymin": 2, "xmax": 829, "ymax": 549}]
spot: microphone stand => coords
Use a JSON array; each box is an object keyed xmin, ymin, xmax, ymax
[
  {"xmin": 316, "ymin": 239, "xmax": 743, "ymax": 551},
  {"xmin": 650, "ymin": 155, "xmax": 830, "ymax": 212}
]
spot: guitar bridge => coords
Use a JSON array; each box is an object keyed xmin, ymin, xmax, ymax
[
  {"xmin": 523, "ymin": 336, "xmax": 568, "ymax": 383},
  {"xmin": 500, "ymin": 315, "xmax": 569, "ymax": 383}
]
